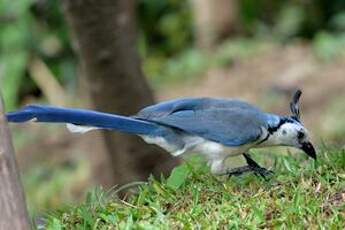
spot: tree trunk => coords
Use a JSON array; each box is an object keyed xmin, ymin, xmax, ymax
[
  {"xmin": 0, "ymin": 95, "xmax": 30, "ymax": 229},
  {"xmin": 61, "ymin": 0, "xmax": 178, "ymax": 186},
  {"xmin": 191, "ymin": 0, "xmax": 239, "ymax": 49}
]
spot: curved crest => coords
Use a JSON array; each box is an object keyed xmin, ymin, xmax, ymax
[{"xmin": 290, "ymin": 89, "xmax": 302, "ymax": 121}]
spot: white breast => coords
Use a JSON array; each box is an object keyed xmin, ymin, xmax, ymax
[
  {"xmin": 195, "ymin": 140, "xmax": 253, "ymax": 160},
  {"xmin": 140, "ymin": 134, "xmax": 252, "ymax": 160}
]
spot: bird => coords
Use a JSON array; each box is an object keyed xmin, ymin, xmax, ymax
[{"xmin": 6, "ymin": 89, "xmax": 316, "ymax": 177}]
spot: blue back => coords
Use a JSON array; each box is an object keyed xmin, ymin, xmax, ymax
[
  {"xmin": 137, "ymin": 97, "xmax": 262, "ymax": 119},
  {"xmin": 136, "ymin": 97, "xmax": 281, "ymax": 146}
]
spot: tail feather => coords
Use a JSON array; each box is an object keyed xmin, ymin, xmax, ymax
[{"xmin": 6, "ymin": 104, "xmax": 160, "ymax": 135}]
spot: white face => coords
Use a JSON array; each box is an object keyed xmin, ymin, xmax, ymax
[{"xmin": 274, "ymin": 122, "xmax": 309, "ymax": 147}]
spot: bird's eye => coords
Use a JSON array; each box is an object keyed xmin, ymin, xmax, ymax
[{"xmin": 297, "ymin": 131, "xmax": 305, "ymax": 140}]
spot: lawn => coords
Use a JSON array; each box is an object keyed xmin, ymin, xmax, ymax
[{"xmin": 45, "ymin": 147, "xmax": 344, "ymax": 229}]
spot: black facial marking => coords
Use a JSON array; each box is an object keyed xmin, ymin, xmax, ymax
[
  {"xmin": 291, "ymin": 116, "xmax": 299, "ymax": 122},
  {"xmin": 257, "ymin": 132, "xmax": 270, "ymax": 145},
  {"xmin": 282, "ymin": 129, "xmax": 287, "ymax": 135},
  {"xmin": 267, "ymin": 117, "xmax": 294, "ymax": 135}
]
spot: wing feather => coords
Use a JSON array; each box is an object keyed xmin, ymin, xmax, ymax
[{"xmin": 136, "ymin": 97, "xmax": 276, "ymax": 146}]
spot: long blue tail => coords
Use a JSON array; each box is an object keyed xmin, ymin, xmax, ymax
[{"xmin": 6, "ymin": 104, "xmax": 161, "ymax": 135}]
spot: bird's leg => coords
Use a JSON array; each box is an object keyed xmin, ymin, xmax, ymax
[
  {"xmin": 227, "ymin": 153, "xmax": 273, "ymax": 179},
  {"xmin": 243, "ymin": 153, "xmax": 273, "ymax": 178}
]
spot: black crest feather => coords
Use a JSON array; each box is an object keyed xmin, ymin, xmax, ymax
[{"xmin": 290, "ymin": 89, "xmax": 302, "ymax": 121}]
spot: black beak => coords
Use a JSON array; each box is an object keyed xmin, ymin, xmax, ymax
[{"xmin": 300, "ymin": 142, "xmax": 316, "ymax": 160}]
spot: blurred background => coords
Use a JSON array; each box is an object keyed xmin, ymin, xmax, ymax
[{"xmin": 1, "ymin": 0, "xmax": 345, "ymax": 217}]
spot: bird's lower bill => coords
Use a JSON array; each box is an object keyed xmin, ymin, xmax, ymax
[{"xmin": 300, "ymin": 142, "xmax": 316, "ymax": 160}]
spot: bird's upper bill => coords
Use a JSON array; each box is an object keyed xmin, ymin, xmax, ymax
[{"xmin": 300, "ymin": 141, "xmax": 317, "ymax": 160}]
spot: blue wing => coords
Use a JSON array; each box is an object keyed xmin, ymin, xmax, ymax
[
  {"xmin": 137, "ymin": 97, "xmax": 262, "ymax": 119},
  {"xmin": 136, "ymin": 98, "xmax": 280, "ymax": 146}
]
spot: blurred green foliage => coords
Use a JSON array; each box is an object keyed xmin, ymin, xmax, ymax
[
  {"xmin": 0, "ymin": 0, "xmax": 75, "ymax": 110},
  {"xmin": 240, "ymin": 0, "xmax": 345, "ymax": 38},
  {"xmin": 313, "ymin": 32, "xmax": 345, "ymax": 61},
  {"xmin": 137, "ymin": 0, "xmax": 193, "ymax": 56},
  {"xmin": 144, "ymin": 38, "xmax": 272, "ymax": 87},
  {"xmin": 1, "ymin": 0, "xmax": 345, "ymax": 108},
  {"xmin": 0, "ymin": 0, "xmax": 31, "ymax": 110}
]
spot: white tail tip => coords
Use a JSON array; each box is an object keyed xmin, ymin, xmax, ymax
[{"xmin": 66, "ymin": 123, "xmax": 100, "ymax": 133}]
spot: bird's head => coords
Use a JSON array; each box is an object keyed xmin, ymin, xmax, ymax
[
  {"xmin": 274, "ymin": 119, "xmax": 316, "ymax": 159},
  {"xmin": 272, "ymin": 89, "xmax": 316, "ymax": 160}
]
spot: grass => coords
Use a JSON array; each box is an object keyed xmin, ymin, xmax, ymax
[{"xmin": 43, "ymin": 147, "xmax": 345, "ymax": 229}]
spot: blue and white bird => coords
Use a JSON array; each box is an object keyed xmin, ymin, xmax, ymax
[{"xmin": 6, "ymin": 89, "xmax": 316, "ymax": 177}]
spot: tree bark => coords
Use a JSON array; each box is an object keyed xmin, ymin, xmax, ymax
[
  {"xmin": 191, "ymin": 0, "xmax": 239, "ymax": 49},
  {"xmin": 0, "ymin": 95, "xmax": 30, "ymax": 229},
  {"xmin": 61, "ymin": 0, "xmax": 178, "ymax": 186}
]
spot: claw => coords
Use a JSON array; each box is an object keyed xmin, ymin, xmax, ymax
[{"xmin": 252, "ymin": 167, "xmax": 274, "ymax": 180}]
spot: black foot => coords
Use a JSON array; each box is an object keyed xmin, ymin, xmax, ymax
[
  {"xmin": 227, "ymin": 153, "xmax": 273, "ymax": 179},
  {"xmin": 227, "ymin": 165, "xmax": 253, "ymax": 177}
]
